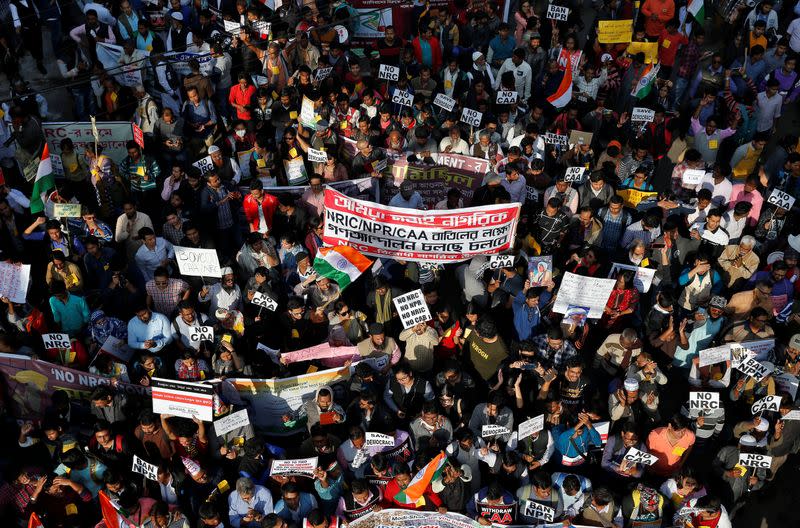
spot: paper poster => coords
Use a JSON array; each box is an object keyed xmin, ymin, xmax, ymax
[
  {"xmin": 598, "ymin": 20, "xmax": 633, "ymax": 43},
  {"xmin": 192, "ymin": 155, "xmax": 214, "ymax": 176},
  {"xmin": 300, "ymin": 96, "xmax": 317, "ymax": 128},
  {"xmin": 546, "ymin": 4, "xmax": 569, "ymax": 21},
  {"xmin": 251, "ymin": 291, "xmax": 279, "ymax": 311},
  {"xmin": 768, "ymin": 189, "xmax": 796, "ymax": 211},
  {"xmin": 131, "ymin": 455, "xmax": 159, "ymax": 480},
  {"xmin": 521, "ymin": 500, "xmax": 555, "ymax": 522},
  {"xmin": 781, "ymin": 409, "xmax": 800, "ymax": 420},
  {"xmin": 688, "ymin": 391, "xmax": 720, "ymax": 411},
  {"xmin": 151, "ymin": 377, "xmax": 214, "ymax": 421},
  {"xmin": 564, "ymin": 166, "xmax": 586, "ymax": 183},
  {"xmin": 736, "ymin": 357, "xmax": 774, "ymax": 382},
  {"xmin": 738, "ymin": 453, "xmax": 772, "ymax": 468},
  {"xmin": 623, "ymin": 447, "xmax": 659, "ymax": 466},
  {"xmin": 280, "ymin": 343, "xmax": 359, "ymax": 367},
  {"xmin": 751, "ymin": 395, "xmax": 781, "ymax": 415},
  {"xmin": 517, "ymin": 415, "xmax": 544, "ymax": 441},
  {"xmin": 43, "ymin": 121, "xmax": 133, "ymax": 174},
  {"xmin": 189, "ymin": 326, "xmax": 214, "ymax": 343},
  {"xmin": 568, "ymin": 130, "xmax": 593, "ymax": 147},
  {"xmin": 496, "ymin": 90, "xmax": 518, "ymax": 104},
  {"xmin": 315, "ymin": 66, "xmax": 333, "ymax": 82},
  {"xmin": 528, "ymin": 256, "xmax": 553, "ymax": 287},
  {"xmin": 682, "ymin": 169, "xmax": 706, "ymax": 185},
  {"xmin": 284, "ymin": 157, "xmax": 309, "ymax": 185},
  {"xmin": 487, "ymin": 254, "xmax": 515, "ymax": 269},
  {"xmin": 434, "ymin": 93, "xmax": 456, "ymax": 112},
  {"xmin": 626, "ymin": 42, "xmax": 659, "ymax": 64},
  {"xmin": 460, "ymin": 108, "xmax": 483, "ymax": 127},
  {"xmin": 552, "ymin": 272, "xmax": 616, "ymax": 319},
  {"xmin": 365, "ymin": 432, "xmax": 395, "ymax": 447},
  {"xmin": 42, "ymin": 333, "xmax": 71, "ymax": 349},
  {"xmin": 53, "ymin": 203, "xmax": 82, "ymax": 218},
  {"xmin": 481, "ymin": 424, "xmax": 511, "ymax": 437},
  {"xmin": 393, "ymin": 289, "xmax": 432, "ymax": 329},
  {"xmin": 616, "ymin": 188, "xmax": 658, "ymax": 208},
  {"xmin": 270, "ymin": 457, "xmax": 319, "ymax": 477},
  {"xmin": 391, "ymin": 89, "xmax": 414, "ymax": 108},
  {"xmin": 631, "ymin": 107, "xmax": 655, "ymax": 122},
  {"xmin": 543, "ymin": 133, "xmax": 568, "ymax": 146},
  {"xmin": 0, "ymin": 262, "xmax": 31, "ymax": 304},
  {"xmin": 378, "ymin": 64, "xmax": 400, "ymax": 82},
  {"xmin": 174, "ymin": 246, "xmax": 222, "ymax": 278},
  {"xmin": 213, "ymin": 408, "xmax": 251, "ymax": 436},
  {"xmin": 698, "ymin": 345, "xmax": 731, "ymax": 368},
  {"xmin": 608, "ymin": 263, "xmax": 656, "ymax": 293},
  {"xmin": 308, "ymin": 148, "xmax": 329, "ymax": 163}
]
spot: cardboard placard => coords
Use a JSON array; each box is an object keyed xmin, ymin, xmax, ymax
[
  {"xmin": 151, "ymin": 377, "xmax": 214, "ymax": 421},
  {"xmin": 365, "ymin": 432, "xmax": 395, "ymax": 447},
  {"xmin": 688, "ymin": 391, "xmax": 721, "ymax": 411},
  {"xmin": 751, "ymin": 395, "xmax": 781, "ymax": 415},
  {"xmin": 189, "ymin": 326, "xmax": 214, "ymax": 343},
  {"xmin": 213, "ymin": 408, "xmax": 251, "ymax": 436},
  {"xmin": 53, "ymin": 203, "xmax": 82, "ymax": 218},
  {"xmin": 738, "ymin": 453, "xmax": 772, "ymax": 469},
  {"xmin": 391, "ymin": 89, "xmax": 413, "ymax": 107},
  {"xmin": 131, "ymin": 455, "xmax": 158, "ymax": 480},
  {"xmin": 698, "ymin": 345, "xmax": 732, "ymax": 367},
  {"xmin": 308, "ymin": 148, "xmax": 329, "ymax": 163},
  {"xmin": 517, "ymin": 414, "xmax": 545, "ymax": 441},
  {"xmin": 251, "ymin": 291, "xmax": 278, "ymax": 311},
  {"xmin": 481, "ymin": 424, "xmax": 511, "ymax": 437},
  {"xmin": 460, "ymin": 108, "xmax": 483, "ymax": 127},
  {"xmin": 174, "ymin": 246, "xmax": 222, "ymax": 278},
  {"xmin": 433, "ymin": 93, "xmax": 456, "ymax": 112},
  {"xmin": 568, "ymin": 129, "xmax": 593, "ymax": 147},
  {"xmin": 392, "ymin": 289, "xmax": 431, "ymax": 329},
  {"xmin": 496, "ymin": 90, "xmax": 518, "ymax": 105},
  {"xmin": 42, "ymin": 333, "xmax": 71, "ymax": 349},
  {"xmin": 598, "ymin": 20, "xmax": 633, "ymax": 43},
  {"xmin": 682, "ymin": 169, "xmax": 706, "ymax": 185},
  {"xmin": 192, "ymin": 156, "xmax": 214, "ymax": 176},
  {"xmin": 623, "ymin": 447, "xmax": 659, "ymax": 466},
  {"xmin": 564, "ymin": 166, "xmax": 586, "ymax": 183},
  {"xmin": 631, "ymin": 107, "xmax": 655, "ymax": 122},
  {"xmin": 270, "ymin": 457, "xmax": 319, "ymax": 477},
  {"xmin": 768, "ymin": 188, "xmax": 796, "ymax": 211},
  {"xmin": 378, "ymin": 64, "xmax": 400, "ymax": 82},
  {"xmin": 547, "ymin": 4, "xmax": 569, "ymax": 20}
]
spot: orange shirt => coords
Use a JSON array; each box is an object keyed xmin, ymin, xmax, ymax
[
  {"xmin": 642, "ymin": 0, "xmax": 676, "ymax": 37},
  {"xmin": 646, "ymin": 426, "xmax": 695, "ymax": 476}
]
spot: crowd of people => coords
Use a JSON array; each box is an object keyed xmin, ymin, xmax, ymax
[{"xmin": 1, "ymin": 0, "xmax": 800, "ymax": 527}]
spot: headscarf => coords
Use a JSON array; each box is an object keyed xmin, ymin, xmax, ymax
[{"xmin": 90, "ymin": 310, "xmax": 128, "ymax": 344}]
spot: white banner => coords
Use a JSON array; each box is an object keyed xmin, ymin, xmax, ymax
[
  {"xmin": 552, "ymin": 272, "xmax": 616, "ymax": 319},
  {"xmin": 517, "ymin": 415, "xmax": 544, "ymax": 440},
  {"xmin": 213, "ymin": 408, "xmax": 251, "ymax": 436},
  {"xmin": 174, "ymin": 246, "xmax": 222, "ymax": 278},
  {"xmin": 43, "ymin": 122, "xmax": 133, "ymax": 174},
  {"xmin": 151, "ymin": 377, "xmax": 214, "ymax": 421}
]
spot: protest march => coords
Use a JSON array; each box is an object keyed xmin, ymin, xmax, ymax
[{"xmin": 3, "ymin": 0, "xmax": 800, "ymax": 527}]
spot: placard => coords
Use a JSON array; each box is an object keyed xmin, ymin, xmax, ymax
[
  {"xmin": 598, "ymin": 20, "xmax": 633, "ymax": 43},
  {"xmin": 476, "ymin": 502, "xmax": 516, "ymax": 524},
  {"xmin": 131, "ymin": 455, "xmax": 158, "ymax": 480},
  {"xmin": 308, "ymin": 148, "xmax": 329, "ymax": 163},
  {"xmin": 608, "ymin": 263, "xmax": 656, "ymax": 293},
  {"xmin": 223, "ymin": 20, "xmax": 242, "ymax": 33},
  {"xmin": 284, "ymin": 157, "xmax": 309, "ymax": 185},
  {"xmin": 300, "ymin": 96, "xmax": 317, "ymax": 128},
  {"xmin": 496, "ymin": 90, "xmax": 518, "ymax": 105},
  {"xmin": 151, "ymin": 377, "xmax": 214, "ymax": 421},
  {"xmin": 775, "ymin": 370, "xmax": 799, "ymax": 400},
  {"xmin": 392, "ymin": 89, "xmax": 413, "ymax": 107},
  {"xmin": 631, "ymin": 107, "xmax": 655, "ymax": 122},
  {"xmin": 698, "ymin": 345, "xmax": 731, "ymax": 367},
  {"xmin": 378, "ymin": 64, "xmax": 400, "ymax": 82},
  {"xmin": 517, "ymin": 414, "xmax": 545, "ymax": 441},
  {"xmin": 568, "ymin": 129, "xmax": 593, "ymax": 147},
  {"xmin": 0, "ymin": 262, "xmax": 31, "ymax": 304},
  {"xmin": 460, "ymin": 108, "xmax": 483, "ymax": 127},
  {"xmin": 738, "ymin": 453, "xmax": 772, "ymax": 469},
  {"xmin": 213, "ymin": 408, "xmax": 251, "ymax": 436},
  {"xmin": 781, "ymin": 409, "xmax": 800, "ymax": 420},
  {"xmin": 481, "ymin": 424, "xmax": 511, "ymax": 437},
  {"xmin": 768, "ymin": 188, "xmax": 796, "ymax": 211},
  {"xmin": 315, "ymin": 66, "xmax": 333, "ymax": 82},
  {"xmin": 365, "ymin": 432, "xmax": 395, "ymax": 447},
  {"xmin": 252, "ymin": 291, "xmax": 279, "ymax": 311},
  {"xmin": 270, "ymin": 457, "xmax": 319, "ymax": 477},
  {"xmin": 626, "ymin": 42, "xmax": 659, "ymax": 64},
  {"xmin": 564, "ymin": 166, "xmax": 586, "ymax": 183},
  {"xmin": 521, "ymin": 500, "xmax": 554, "ymax": 522},
  {"xmin": 433, "ymin": 93, "xmax": 456, "ymax": 112},
  {"xmin": 174, "ymin": 246, "xmax": 222, "ymax": 278},
  {"xmin": 528, "ymin": 256, "xmax": 552, "ymax": 287},
  {"xmin": 100, "ymin": 335, "xmax": 133, "ymax": 363},
  {"xmin": 700, "ymin": 227, "xmax": 730, "ymax": 246},
  {"xmin": 192, "ymin": 155, "xmax": 214, "ymax": 175},
  {"xmin": 543, "ymin": 132, "xmax": 568, "ymax": 146},
  {"xmin": 488, "ymin": 254, "xmax": 515, "ymax": 269},
  {"xmin": 189, "ymin": 326, "xmax": 214, "ymax": 343},
  {"xmin": 751, "ymin": 395, "xmax": 781, "ymax": 415},
  {"xmin": 736, "ymin": 356, "xmax": 773, "ymax": 382},
  {"xmin": 546, "ymin": 4, "xmax": 569, "ymax": 21},
  {"xmin": 53, "ymin": 203, "xmax": 82, "ymax": 218},
  {"xmin": 42, "ymin": 333, "xmax": 71, "ymax": 349},
  {"xmin": 392, "ymin": 289, "xmax": 432, "ymax": 329},
  {"xmin": 132, "ymin": 123, "xmax": 144, "ymax": 148},
  {"xmin": 688, "ymin": 391, "xmax": 720, "ymax": 411},
  {"xmin": 682, "ymin": 169, "xmax": 706, "ymax": 185},
  {"xmin": 623, "ymin": 447, "xmax": 659, "ymax": 466},
  {"xmin": 552, "ymin": 272, "xmax": 616, "ymax": 319}
]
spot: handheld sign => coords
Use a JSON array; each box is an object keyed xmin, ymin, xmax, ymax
[
  {"xmin": 547, "ymin": 4, "xmax": 569, "ymax": 21},
  {"xmin": 768, "ymin": 188, "xmax": 796, "ymax": 211},
  {"xmin": 270, "ymin": 457, "xmax": 318, "ymax": 478},
  {"xmin": 488, "ymin": 254, "xmax": 515, "ymax": 269},
  {"xmin": 460, "ymin": 107, "xmax": 483, "ymax": 127},
  {"xmin": 736, "ymin": 357, "xmax": 773, "ymax": 382},
  {"xmin": 433, "ymin": 93, "xmax": 456, "ymax": 112},
  {"xmin": 751, "ymin": 395, "xmax": 781, "ymax": 415},
  {"xmin": 151, "ymin": 378, "xmax": 214, "ymax": 421},
  {"xmin": 42, "ymin": 333, "xmax": 71, "ymax": 349},
  {"xmin": 517, "ymin": 414, "xmax": 545, "ymax": 441},
  {"xmin": 623, "ymin": 447, "xmax": 659, "ymax": 466},
  {"xmin": 543, "ymin": 132, "xmax": 569, "ymax": 146},
  {"xmin": 698, "ymin": 345, "xmax": 731, "ymax": 368},
  {"xmin": 307, "ymin": 148, "xmax": 329, "ymax": 163},
  {"xmin": 681, "ymin": 169, "xmax": 706, "ymax": 186},
  {"xmin": 365, "ymin": 432, "xmax": 395, "ymax": 447},
  {"xmin": 378, "ymin": 64, "xmax": 400, "ymax": 82},
  {"xmin": 781, "ymin": 409, "xmax": 800, "ymax": 420},
  {"xmin": 223, "ymin": 19, "xmax": 242, "ymax": 33},
  {"xmin": 192, "ymin": 155, "xmax": 214, "ymax": 176},
  {"xmin": 482, "ymin": 424, "xmax": 511, "ymax": 437},
  {"xmin": 314, "ymin": 66, "xmax": 333, "ymax": 82},
  {"xmin": 522, "ymin": 500, "xmax": 555, "ymax": 522},
  {"xmin": 213, "ymin": 409, "xmax": 251, "ymax": 436},
  {"xmin": 132, "ymin": 455, "xmax": 158, "ymax": 480},
  {"xmin": 393, "ymin": 289, "xmax": 432, "ymax": 329},
  {"xmin": 132, "ymin": 122, "xmax": 145, "ymax": 148},
  {"xmin": 631, "ymin": 107, "xmax": 656, "ymax": 122},
  {"xmin": 174, "ymin": 246, "xmax": 222, "ymax": 278},
  {"xmin": 688, "ymin": 391, "xmax": 721, "ymax": 411},
  {"xmin": 53, "ymin": 203, "xmax": 82, "ymax": 218},
  {"xmin": 189, "ymin": 326, "xmax": 214, "ymax": 343},
  {"xmin": 392, "ymin": 89, "xmax": 413, "ymax": 107},
  {"xmin": 252, "ymin": 291, "xmax": 278, "ymax": 311},
  {"xmin": 564, "ymin": 166, "xmax": 586, "ymax": 183},
  {"xmin": 738, "ymin": 453, "xmax": 772, "ymax": 469},
  {"xmin": 100, "ymin": 335, "xmax": 134, "ymax": 363},
  {"xmin": 496, "ymin": 90, "xmax": 518, "ymax": 105}
]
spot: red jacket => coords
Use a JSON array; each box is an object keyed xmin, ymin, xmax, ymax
[
  {"xmin": 243, "ymin": 193, "xmax": 279, "ymax": 233},
  {"xmin": 411, "ymin": 36, "xmax": 442, "ymax": 73}
]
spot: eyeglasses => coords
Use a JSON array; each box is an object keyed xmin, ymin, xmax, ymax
[
  {"xmin": 396, "ymin": 375, "xmax": 411, "ymax": 382},
  {"xmin": 339, "ymin": 310, "xmax": 350, "ymax": 316}
]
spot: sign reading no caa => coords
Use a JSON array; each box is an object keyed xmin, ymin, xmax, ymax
[{"xmin": 151, "ymin": 377, "xmax": 214, "ymax": 421}]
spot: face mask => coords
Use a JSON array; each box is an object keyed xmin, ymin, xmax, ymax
[{"xmin": 236, "ymin": 129, "xmax": 246, "ymax": 137}]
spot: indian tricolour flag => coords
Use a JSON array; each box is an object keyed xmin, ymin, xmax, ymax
[
  {"xmin": 28, "ymin": 513, "xmax": 44, "ymax": 528},
  {"xmin": 29, "ymin": 144, "xmax": 55, "ymax": 214},
  {"xmin": 395, "ymin": 451, "xmax": 447, "ymax": 505},
  {"xmin": 688, "ymin": 0, "xmax": 705, "ymax": 25},
  {"xmin": 314, "ymin": 246, "xmax": 372, "ymax": 290},
  {"xmin": 99, "ymin": 491, "xmax": 136, "ymax": 528},
  {"xmin": 546, "ymin": 63, "xmax": 573, "ymax": 109},
  {"xmin": 631, "ymin": 62, "xmax": 660, "ymax": 99}
]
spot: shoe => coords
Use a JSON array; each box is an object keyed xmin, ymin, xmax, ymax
[{"xmin": 36, "ymin": 62, "xmax": 47, "ymax": 75}]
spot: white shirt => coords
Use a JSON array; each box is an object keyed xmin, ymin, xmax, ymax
[
  {"xmin": 721, "ymin": 211, "xmax": 747, "ymax": 242},
  {"xmin": 495, "ymin": 58, "xmax": 533, "ymax": 101},
  {"xmin": 699, "ymin": 174, "xmax": 733, "ymax": 206},
  {"xmin": 789, "ymin": 18, "xmax": 800, "ymax": 53}
]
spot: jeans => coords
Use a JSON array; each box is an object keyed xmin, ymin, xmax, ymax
[
  {"xmin": 674, "ymin": 77, "xmax": 690, "ymax": 106},
  {"xmin": 69, "ymin": 86, "xmax": 96, "ymax": 121}
]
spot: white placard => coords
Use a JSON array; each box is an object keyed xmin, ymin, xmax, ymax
[
  {"xmin": 270, "ymin": 457, "xmax": 319, "ymax": 477},
  {"xmin": 623, "ymin": 447, "xmax": 659, "ymax": 466},
  {"xmin": 688, "ymin": 391, "xmax": 721, "ymax": 411},
  {"xmin": 189, "ymin": 325, "xmax": 214, "ymax": 343},
  {"xmin": 482, "ymin": 424, "xmax": 511, "ymax": 437},
  {"xmin": 564, "ymin": 166, "xmax": 586, "ymax": 183},
  {"xmin": 781, "ymin": 409, "xmax": 800, "ymax": 420},
  {"xmin": 768, "ymin": 188, "xmax": 796, "ymax": 211},
  {"xmin": 775, "ymin": 371, "xmax": 799, "ymax": 400},
  {"xmin": 698, "ymin": 345, "xmax": 731, "ymax": 368},
  {"xmin": 365, "ymin": 432, "xmax": 395, "ymax": 447},
  {"xmin": 608, "ymin": 263, "xmax": 656, "ymax": 293},
  {"xmin": 0, "ymin": 262, "xmax": 31, "ymax": 304},
  {"xmin": 213, "ymin": 408, "xmax": 251, "ymax": 436},
  {"xmin": 100, "ymin": 335, "xmax": 133, "ymax": 363},
  {"xmin": 751, "ymin": 395, "xmax": 781, "ymax": 415},
  {"xmin": 522, "ymin": 500, "xmax": 555, "ymax": 522},
  {"xmin": 517, "ymin": 415, "xmax": 545, "ymax": 441},
  {"xmin": 252, "ymin": 291, "xmax": 278, "ymax": 311},
  {"xmin": 682, "ymin": 169, "xmax": 706, "ymax": 185},
  {"xmin": 42, "ymin": 333, "xmax": 71, "ymax": 349},
  {"xmin": 300, "ymin": 96, "xmax": 317, "ymax": 128},
  {"xmin": 496, "ymin": 90, "xmax": 518, "ymax": 104},
  {"xmin": 131, "ymin": 455, "xmax": 158, "ymax": 480},
  {"xmin": 392, "ymin": 289, "xmax": 432, "ymax": 329},
  {"xmin": 315, "ymin": 67, "xmax": 333, "ymax": 82},
  {"xmin": 391, "ymin": 89, "xmax": 413, "ymax": 107},
  {"xmin": 192, "ymin": 155, "xmax": 214, "ymax": 176},
  {"xmin": 434, "ymin": 93, "xmax": 456, "ymax": 112},
  {"xmin": 547, "ymin": 4, "xmax": 569, "ymax": 20},
  {"xmin": 460, "ymin": 108, "xmax": 483, "ymax": 127},
  {"xmin": 700, "ymin": 227, "xmax": 730, "ymax": 246},
  {"xmin": 552, "ymin": 272, "xmax": 617, "ymax": 319},
  {"xmin": 488, "ymin": 254, "xmax": 515, "ymax": 269},
  {"xmin": 738, "ymin": 453, "xmax": 772, "ymax": 469},
  {"xmin": 378, "ymin": 64, "xmax": 400, "ymax": 82},
  {"xmin": 174, "ymin": 246, "xmax": 222, "ymax": 278},
  {"xmin": 543, "ymin": 132, "xmax": 568, "ymax": 146},
  {"xmin": 50, "ymin": 153, "xmax": 63, "ymax": 175},
  {"xmin": 53, "ymin": 203, "xmax": 83, "ymax": 218},
  {"xmin": 151, "ymin": 377, "xmax": 214, "ymax": 421},
  {"xmin": 736, "ymin": 356, "xmax": 774, "ymax": 382},
  {"xmin": 631, "ymin": 107, "xmax": 656, "ymax": 122},
  {"xmin": 308, "ymin": 148, "xmax": 329, "ymax": 163},
  {"xmin": 222, "ymin": 20, "xmax": 242, "ymax": 33}
]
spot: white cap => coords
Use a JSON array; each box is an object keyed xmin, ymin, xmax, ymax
[
  {"xmin": 600, "ymin": 53, "xmax": 612, "ymax": 63},
  {"xmin": 739, "ymin": 434, "xmax": 758, "ymax": 447},
  {"xmin": 208, "ymin": 145, "xmax": 221, "ymax": 154},
  {"xmin": 171, "ymin": 11, "xmax": 183, "ymax": 21},
  {"xmin": 624, "ymin": 377, "xmax": 640, "ymax": 391},
  {"xmin": 221, "ymin": 266, "xmax": 234, "ymax": 276},
  {"xmin": 460, "ymin": 464, "xmax": 473, "ymax": 482},
  {"xmin": 754, "ymin": 419, "xmax": 769, "ymax": 432},
  {"xmin": 472, "ymin": 51, "xmax": 483, "ymax": 62}
]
